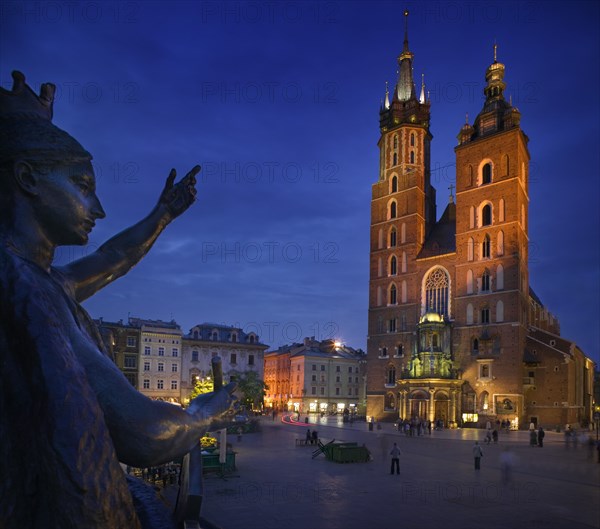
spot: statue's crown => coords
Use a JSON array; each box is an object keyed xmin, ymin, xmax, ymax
[
  {"xmin": 0, "ymin": 71, "xmax": 91, "ymax": 163},
  {"xmin": 0, "ymin": 71, "xmax": 56, "ymax": 121}
]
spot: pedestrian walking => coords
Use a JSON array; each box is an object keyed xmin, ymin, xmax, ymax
[
  {"xmin": 306, "ymin": 428, "xmax": 311, "ymax": 444},
  {"xmin": 537, "ymin": 427, "xmax": 545, "ymax": 448},
  {"xmin": 492, "ymin": 429, "xmax": 498, "ymax": 444},
  {"xmin": 500, "ymin": 447, "xmax": 516, "ymax": 485},
  {"xmin": 390, "ymin": 442, "xmax": 401, "ymax": 474},
  {"xmin": 472, "ymin": 441, "xmax": 483, "ymax": 470}
]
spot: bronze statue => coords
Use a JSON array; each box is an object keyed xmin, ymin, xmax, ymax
[{"xmin": 0, "ymin": 71, "xmax": 235, "ymax": 528}]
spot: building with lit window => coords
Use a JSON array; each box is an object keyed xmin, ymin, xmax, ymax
[
  {"xmin": 265, "ymin": 337, "xmax": 367, "ymax": 415},
  {"xmin": 366, "ymin": 12, "xmax": 595, "ymax": 429},
  {"xmin": 180, "ymin": 323, "xmax": 268, "ymax": 405},
  {"xmin": 129, "ymin": 318, "xmax": 183, "ymax": 403}
]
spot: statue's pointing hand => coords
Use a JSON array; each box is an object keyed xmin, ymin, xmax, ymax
[{"xmin": 159, "ymin": 165, "xmax": 200, "ymax": 219}]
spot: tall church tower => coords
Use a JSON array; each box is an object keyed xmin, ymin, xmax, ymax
[
  {"xmin": 453, "ymin": 46, "xmax": 530, "ymax": 420},
  {"xmin": 366, "ymin": 11, "xmax": 435, "ymax": 418}
]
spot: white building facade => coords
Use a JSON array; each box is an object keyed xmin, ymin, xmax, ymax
[{"xmin": 181, "ymin": 323, "xmax": 268, "ymax": 404}]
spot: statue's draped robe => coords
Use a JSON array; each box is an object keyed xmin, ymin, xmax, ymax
[{"xmin": 0, "ymin": 245, "xmax": 142, "ymax": 529}]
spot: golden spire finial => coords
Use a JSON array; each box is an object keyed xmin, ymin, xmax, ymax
[
  {"xmin": 493, "ymin": 41, "xmax": 498, "ymax": 62},
  {"xmin": 465, "ymin": 112, "xmax": 469, "ymax": 124}
]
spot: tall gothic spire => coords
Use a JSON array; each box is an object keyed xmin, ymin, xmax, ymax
[{"xmin": 396, "ymin": 9, "xmax": 416, "ymax": 101}]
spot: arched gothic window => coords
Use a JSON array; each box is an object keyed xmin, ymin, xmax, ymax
[
  {"xmin": 386, "ymin": 365, "xmax": 396, "ymax": 386},
  {"xmin": 481, "ymin": 270, "xmax": 491, "ymax": 292},
  {"xmin": 410, "ymin": 151, "xmax": 415, "ymax": 164},
  {"xmin": 496, "ymin": 300, "xmax": 504, "ymax": 322},
  {"xmin": 410, "ymin": 133, "xmax": 415, "ymax": 146},
  {"xmin": 482, "ymin": 204, "xmax": 492, "ymax": 226},
  {"xmin": 390, "ymin": 256, "xmax": 397, "ymax": 275},
  {"xmin": 423, "ymin": 267, "xmax": 450, "ymax": 318},
  {"xmin": 389, "ymin": 284, "xmax": 397, "ymax": 305},
  {"xmin": 482, "ymin": 163, "xmax": 492, "ymax": 185},
  {"xmin": 393, "ymin": 135, "xmax": 398, "ymax": 149},
  {"xmin": 390, "ymin": 201, "xmax": 397, "ymax": 219},
  {"xmin": 391, "ymin": 175, "xmax": 398, "ymax": 193},
  {"xmin": 466, "ymin": 303, "xmax": 474, "ymax": 325},
  {"xmin": 481, "ymin": 390, "xmax": 489, "ymax": 410},
  {"xmin": 482, "ymin": 235, "xmax": 491, "ymax": 259},
  {"xmin": 384, "ymin": 391, "xmax": 395, "ymax": 409},
  {"xmin": 393, "ymin": 153, "xmax": 397, "ymax": 166},
  {"xmin": 389, "ymin": 227, "xmax": 397, "ymax": 247}
]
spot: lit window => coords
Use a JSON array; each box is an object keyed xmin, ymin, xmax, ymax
[{"xmin": 423, "ymin": 267, "xmax": 450, "ymax": 318}]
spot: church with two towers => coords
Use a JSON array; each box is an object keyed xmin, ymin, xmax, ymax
[{"xmin": 365, "ymin": 12, "xmax": 594, "ymax": 430}]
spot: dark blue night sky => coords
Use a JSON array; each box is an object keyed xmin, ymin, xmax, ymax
[{"xmin": 1, "ymin": 1, "xmax": 598, "ymax": 363}]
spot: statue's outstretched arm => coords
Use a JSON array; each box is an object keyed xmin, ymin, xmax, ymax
[
  {"xmin": 71, "ymin": 324, "xmax": 235, "ymax": 467},
  {"xmin": 59, "ymin": 166, "xmax": 200, "ymax": 302}
]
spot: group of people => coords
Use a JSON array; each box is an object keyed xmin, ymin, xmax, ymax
[
  {"xmin": 305, "ymin": 428, "xmax": 319, "ymax": 445},
  {"xmin": 528, "ymin": 422, "xmax": 546, "ymax": 447},
  {"xmin": 395, "ymin": 417, "xmax": 435, "ymax": 436}
]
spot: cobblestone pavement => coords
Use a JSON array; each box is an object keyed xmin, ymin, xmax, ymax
[{"xmin": 162, "ymin": 416, "xmax": 600, "ymax": 529}]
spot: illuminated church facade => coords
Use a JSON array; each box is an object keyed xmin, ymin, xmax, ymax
[{"xmin": 366, "ymin": 13, "xmax": 595, "ymax": 429}]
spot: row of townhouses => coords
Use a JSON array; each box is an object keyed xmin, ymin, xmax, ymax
[{"xmin": 97, "ymin": 318, "xmax": 268, "ymax": 405}]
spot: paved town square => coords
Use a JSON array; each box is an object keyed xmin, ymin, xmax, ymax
[{"xmin": 184, "ymin": 416, "xmax": 600, "ymax": 529}]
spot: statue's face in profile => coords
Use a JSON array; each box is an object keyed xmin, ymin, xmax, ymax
[{"xmin": 34, "ymin": 161, "xmax": 106, "ymax": 246}]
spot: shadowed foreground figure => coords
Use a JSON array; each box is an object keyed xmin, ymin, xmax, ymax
[{"xmin": 0, "ymin": 72, "xmax": 235, "ymax": 529}]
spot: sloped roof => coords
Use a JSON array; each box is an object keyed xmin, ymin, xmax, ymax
[{"xmin": 417, "ymin": 202, "xmax": 456, "ymax": 259}]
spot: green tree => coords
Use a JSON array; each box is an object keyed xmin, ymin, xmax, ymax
[
  {"xmin": 232, "ymin": 370, "xmax": 268, "ymax": 409},
  {"xmin": 188, "ymin": 376, "xmax": 214, "ymax": 401}
]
